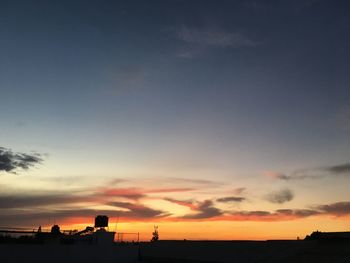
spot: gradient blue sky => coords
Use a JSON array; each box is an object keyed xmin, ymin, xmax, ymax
[{"xmin": 0, "ymin": 0, "xmax": 350, "ymax": 239}]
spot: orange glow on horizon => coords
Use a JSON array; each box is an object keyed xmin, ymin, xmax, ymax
[{"xmin": 45, "ymin": 215, "xmax": 350, "ymax": 242}]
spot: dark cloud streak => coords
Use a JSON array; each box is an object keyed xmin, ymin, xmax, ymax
[
  {"xmin": 182, "ymin": 200, "xmax": 223, "ymax": 219},
  {"xmin": 317, "ymin": 202, "xmax": 350, "ymax": 216},
  {"xmin": 265, "ymin": 189, "xmax": 294, "ymax": 204},
  {"xmin": 0, "ymin": 194, "xmax": 93, "ymax": 209},
  {"xmin": 267, "ymin": 162, "xmax": 350, "ymax": 181},
  {"xmin": 108, "ymin": 201, "xmax": 170, "ymax": 218},
  {"xmin": 0, "ymin": 147, "xmax": 42, "ymax": 173},
  {"xmin": 217, "ymin": 196, "xmax": 245, "ymax": 203},
  {"xmin": 325, "ymin": 163, "xmax": 350, "ymax": 174}
]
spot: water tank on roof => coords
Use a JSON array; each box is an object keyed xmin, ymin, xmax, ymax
[
  {"xmin": 95, "ymin": 215, "xmax": 109, "ymax": 228},
  {"xmin": 51, "ymin": 225, "xmax": 61, "ymax": 235}
]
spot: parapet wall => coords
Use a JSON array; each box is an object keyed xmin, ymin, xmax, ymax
[
  {"xmin": 0, "ymin": 244, "xmax": 139, "ymax": 263},
  {"xmin": 139, "ymin": 240, "xmax": 350, "ymax": 263}
]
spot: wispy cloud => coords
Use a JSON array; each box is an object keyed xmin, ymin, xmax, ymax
[
  {"xmin": 100, "ymin": 187, "xmax": 146, "ymax": 200},
  {"xmin": 108, "ymin": 201, "xmax": 170, "ymax": 219},
  {"xmin": 226, "ymin": 201, "xmax": 350, "ymax": 221},
  {"xmin": 0, "ymin": 194, "xmax": 170, "ymax": 226},
  {"xmin": 229, "ymin": 210, "xmax": 271, "ymax": 220},
  {"xmin": 227, "ymin": 208, "xmax": 320, "ymax": 221},
  {"xmin": 163, "ymin": 177, "xmax": 221, "ymax": 187},
  {"xmin": 100, "ymin": 187, "xmax": 195, "ymax": 200},
  {"xmin": 164, "ymin": 197, "xmax": 197, "ymax": 210},
  {"xmin": 275, "ymin": 209, "xmax": 319, "ymax": 217},
  {"xmin": 264, "ymin": 171, "xmax": 290, "ymax": 180},
  {"xmin": 182, "ymin": 200, "xmax": 223, "ymax": 219},
  {"xmin": 265, "ymin": 162, "xmax": 350, "ymax": 181},
  {"xmin": 216, "ymin": 196, "xmax": 245, "ymax": 203},
  {"xmin": 325, "ymin": 163, "xmax": 350, "ymax": 174},
  {"xmin": 1, "ymin": 190, "xmax": 350, "ymax": 226},
  {"xmin": 265, "ymin": 170, "xmax": 314, "ymax": 181},
  {"xmin": 0, "ymin": 147, "xmax": 43, "ymax": 173},
  {"xmin": 0, "ymin": 207, "xmax": 168, "ymax": 227},
  {"xmin": 265, "ymin": 188, "xmax": 294, "ymax": 204},
  {"xmin": 316, "ymin": 202, "xmax": 350, "ymax": 216},
  {"xmin": 108, "ymin": 178, "xmax": 129, "ymax": 185},
  {"xmin": 0, "ymin": 194, "xmax": 94, "ymax": 209},
  {"xmin": 146, "ymin": 188, "xmax": 195, "ymax": 193},
  {"xmin": 165, "ymin": 197, "xmax": 223, "ymax": 219}
]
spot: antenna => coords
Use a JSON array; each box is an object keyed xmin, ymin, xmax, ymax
[{"xmin": 115, "ymin": 214, "xmax": 119, "ymax": 232}]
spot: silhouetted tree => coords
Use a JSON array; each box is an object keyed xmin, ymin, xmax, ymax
[{"xmin": 151, "ymin": 225, "xmax": 159, "ymax": 242}]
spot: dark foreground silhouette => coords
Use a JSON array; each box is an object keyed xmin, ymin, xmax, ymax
[
  {"xmin": 1, "ymin": 217, "xmax": 350, "ymax": 263},
  {"xmin": 1, "ymin": 239, "xmax": 350, "ymax": 263}
]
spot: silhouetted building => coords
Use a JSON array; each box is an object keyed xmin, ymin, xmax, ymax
[{"xmin": 305, "ymin": 231, "xmax": 350, "ymax": 240}]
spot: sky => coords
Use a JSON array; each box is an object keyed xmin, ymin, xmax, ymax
[{"xmin": 0, "ymin": 0, "xmax": 350, "ymax": 241}]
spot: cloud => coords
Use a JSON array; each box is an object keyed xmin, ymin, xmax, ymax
[
  {"xmin": 265, "ymin": 162, "xmax": 350, "ymax": 181},
  {"xmin": 265, "ymin": 188, "xmax": 294, "ymax": 204},
  {"xmin": 100, "ymin": 187, "xmax": 194, "ymax": 201},
  {"xmin": 0, "ymin": 209, "xmax": 104, "ymax": 227},
  {"xmin": 108, "ymin": 178, "xmax": 128, "ymax": 185},
  {"xmin": 227, "ymin": 208, "xmax": 319, "ymax": 221},
  {"xmin": 0, "ymin": 147, "xmax": 42, "ymax": 173},
  {"xmin": 164, "ymin": 198, "xmax": 228, "ymax": 217},
  {"xmin": 264, "ymin": 170, "xmax": 314, "ymax": 181},
  {"xmin": 182, "ymin": 200, "xmax": 223, "ymax": 219},
  {"xmin": 317, "ymin": 202, "xmax": 350, "ymax": 216},
  {"xmin": 216, "ymin": 196, "xmax": 245, "ymax": 203},
  {"xmin": 163, "ymin": 177, "xmax": 221, "ymax": 187},
  {"xmin": 3, "ymin": 202, "xmax": 341, "ymax": 227},
  {"xmin": 146, "ymin": 188, "xmax": 195, "ymax": 193},
  {"xmin": 227, "ymin": 201, "xmax": 350, "ymax": 221},
  {"xmin": 325, "ymin": 163, "xmax": 350, "ymax": 174},
  {"xmin": 100, "ymin": 187, "xmax": 146, "ymax": 200},
  {"xmin": 0, "ymin": 191, "xmax": 168, "ymax": 220},
  {"xmin": 164, "ymin": 198, "xmax": 197, "ymax": 210},
  {"xmin": 0, "ymin": 198, "xmax": 170, "ymax": 226},
  {"xmin": 275, "ymin": 209, "xmax": 320, "ymax": 217},
  {"xmin": 108, "ymin": 201, "xmax": 170, "ymax": 218},
  {"xmin": 174, "ymin": 202, "xmax": 348, "ymax": 221},
  {"xmin": 0, "ymin": 207, "xmax": 168, "ymax": 227},
  {"xmin": 264, "ymin": 171, "xmax": 290, "ymax": 180},
  {"xmin": 229, "ymin": 210, "xmax": 272, "ymax": 220},
  {"xmin": 2, "ymin": 192, "xmax": 350, "ymax": 226},
  {"xmin": 176, "ymin": 26, "xmax": 259, "ymax": 48},
  {"xmin": 0, "ymin": 194, "xmax": 94, "ymax": 209}
]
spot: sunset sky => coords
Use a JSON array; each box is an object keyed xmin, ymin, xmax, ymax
[{"xmin": 1, "ymin": 0, "xmax": 350, "ymax": 241}]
